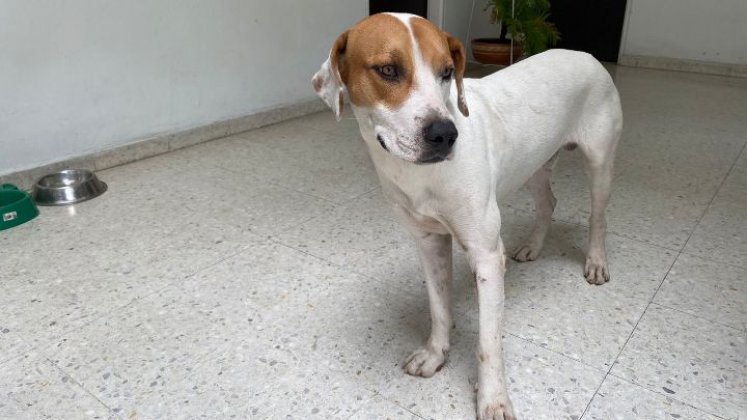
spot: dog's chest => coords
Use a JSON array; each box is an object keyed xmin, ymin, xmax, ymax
[{"xmin": 381, "ymin": 180, "xmax": 451, "ymax": 235}]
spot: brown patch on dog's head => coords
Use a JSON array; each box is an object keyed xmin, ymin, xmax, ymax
[
  {"xmin": 314, "ymin": 13, "xmax": 469, "ymax": 117},
  {"xmin": 410, "ymin": 18, "xmax": 468, "ymax": 116},
  {"xmin": 410, "ymin": 18, "xmax": 452, "ymax": 72},
  {"xmin": 338, "ymin": 14, "xmax": 415, "ymax": 110}
]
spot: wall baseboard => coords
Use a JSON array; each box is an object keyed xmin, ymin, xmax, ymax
[
  {"xmin": 619, "ymin": 54, "xmax": 747, "ymax": 79},
  {"xmin": 0, "ymin": 98, "xmax": 327, "ymax": 191}
]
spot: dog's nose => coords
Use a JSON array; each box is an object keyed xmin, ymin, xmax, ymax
[{"xmin": 423, "ymin": 120, "xmax": 458, "ymax": 152}]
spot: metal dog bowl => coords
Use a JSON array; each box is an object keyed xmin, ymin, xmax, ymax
[{"xmin": 32, "ymin": 169, "xmax": 107, "ymax": 206}]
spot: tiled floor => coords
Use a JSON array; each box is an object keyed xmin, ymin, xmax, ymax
[{"xmin": 2, "ymin": 64, "xmax": 746, "ymax": 420}]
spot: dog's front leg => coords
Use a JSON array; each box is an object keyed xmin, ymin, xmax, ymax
[
  {"xmin": 404, "ymin": 229, "xmax": 453, "ymax": 377},
  {"xmin": 470, "ymin": 239, "xmax": 516, "ymax": 420}
]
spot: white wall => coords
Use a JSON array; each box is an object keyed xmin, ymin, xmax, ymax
[
  {"xmin": 621, "ymin": 0, "xmax": 747, "ymax": 64},
  {"xmin": 0, "ymin": 0, "xmax": 367, "ymax": 175}
]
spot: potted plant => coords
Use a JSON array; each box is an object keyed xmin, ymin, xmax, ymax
[{"xmin": 471, "ymin": 0, "xmax": 560, "ymax": 65}]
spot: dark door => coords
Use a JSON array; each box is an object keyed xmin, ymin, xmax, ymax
[
  {"xmin": 370, "ymin": 0, "xmax": 427, "ymax": 18},
  {"xmin": 550, "ymin": 0, "xmax": 627, "ymax": 62}
]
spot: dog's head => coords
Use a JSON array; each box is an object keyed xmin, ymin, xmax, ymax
[{"xmin": 312, "ymin": 13, "xmax": 469, "ymax": 164}]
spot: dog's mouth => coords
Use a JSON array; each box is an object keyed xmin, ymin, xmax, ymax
[
  {"xmin": 375, "ymin": 134, "xmax": 451, "ymax": 164},
  {"xmin": 415, "ymin": 153, "xmax": 449, "ymax": 165},
  {"xmin": 376, "ymin": 134, "xmax": 389, "ymax": 151}
]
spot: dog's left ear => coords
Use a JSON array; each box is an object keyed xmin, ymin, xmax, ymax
[
  {"xmin": 312, "ymin": 31, "xmax": 349, "ymax": 121},
  {"xmin": 446, "ymin": 34, "xmax": 469, "ymax": 117}
]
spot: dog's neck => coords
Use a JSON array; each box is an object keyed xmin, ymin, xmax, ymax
[{"xmin": 351, "ymin": 104, "xmax": 460, "ymax": 218}]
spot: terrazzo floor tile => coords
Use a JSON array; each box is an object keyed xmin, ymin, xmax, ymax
[
  {"xmin": 160, "ymin": 163, "xmax": 337, "ymax": 236},
  {"xmin": 231, "ymin": 120, "xmax": 379, "ymax": 204},
  {"xmin": 159, "ymin": 345, "xmax": 379, "ymax": 420},
  {"xmin": 0, "ymin": 217, "xmax": 260, "ymax": 349},
  {"xmin": 174, "ymin": 116, "xmax": 379, "ymax": 204},
  {"xmin": 654, "ymin": 253, "xmax": 747, "ymax": 331},
  {"xmin": 683, "ymin": 150, "xmax": 747, "ymax": 268},
  {"xmin": 45, "ymin": 283, "xmax": 263, "ymax": 417},
  {"xmin": 291, "ymin": 106, "xmax": 363, "ymax": 137},
  {"xmin": 107, "ymin": 337, "xmax": 379, "ymax": 419},
  {"xmin": 0, "ymin": 351, "xmax": 111, "ymax": 419},
  {"xmin": 275, "ymin": 189, "xmax": 418, "ymax": 283},
  {"xmin": 0, "ymin": 397, "xmax": 36, "ymax": 420},
  {"xmin": 611, "ymin": 304, "xmax": 747, "ymax": 419},
  {"xmin": 44, "ymin": 239, "xmax": 380, "ymax": 418},
  {"xmin": 0, "ymin": 326, "xmax": 30, "ymax": 365},
  {"xmin": 0, "ymin": 159, "xmax": 257, "ymax": 290},
  {"xmin": 583, "ymin": 376, "xmax": 722, "ymax": 420},
  {"xmin": 348, "ymin": 395, "xmax": 423, "ymax": 419},
  {"xmin": 234, "ymin": 253, "xmax": 431, "ymax": 386},
  {"xmin": 182, "ymin": 239, "xmax": 377, "ymax": 317},
  {"xmin": 371, "ymin": 332, "xmax": 604, "ymax": 420},
  {"xmin": 491, "ymin": 219, "xmax": 677, "ymax": 369}
]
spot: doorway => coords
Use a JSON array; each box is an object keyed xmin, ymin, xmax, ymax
[
  {"xmin": 550, "ymin": 0, "xmax": 627, "ymax": 62},
  {"xmin": 369, "ymin": 0, "xmax": 428, "ymax": 18}
]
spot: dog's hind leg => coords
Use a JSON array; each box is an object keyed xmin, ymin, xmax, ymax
[
  {"xmin": 579, "ymin": 123, "xmax": 620, "ymax": 285},
  {"xmin": 582, "ymin": 155, "xmax": 614, "ymax": 284},
  {"xmin": 513, "ymin": 152, "xmax": 559, "ymax": 262}
]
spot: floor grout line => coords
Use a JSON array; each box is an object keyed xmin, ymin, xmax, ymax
[
  {"xmin": 604, "ymin": 372, "xmax": 732, "ymax": 420},
  {"xmin": 547, "ymin": 212, "xmax": 684, "ymax": 254},
  {"xmin": 578, "ymin": 253, "xmax": 679, "ymax": 419},
  {"xmin": 579, "ymin": 138, "xmax": 747, "ymax": 420},
  {"xmin": 648, "ymin": 302, "xmax": 747, "ymax": 333},
  {"xmin": 266, "ymin": 233, "xmax": 417, "ymax": 294},
  {"xmin": 676, "ymin": 140, "xmax": 747, "ymax": 254},
  {"xmin": 33, "ymin": 241, "xmax": 270, "ymax": 420},
  {"xmin": 47, "ymin": 359, "xmax": 117, "ymax": 417},
  {"xmin": 676, "ymin": 248, "xmax": 747, "ymax": 270},
  {"xmin": 347, "ymin": 391, "xmax": 427, "ymax": 420},
  {"xmin": 503, "ymin": 202, "xmax": 686, "ymax": 255},
  {"xmin": 501, "ymin": 331, "xmax": 608, "ymax": 373}
]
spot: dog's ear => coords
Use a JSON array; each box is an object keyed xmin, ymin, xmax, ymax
[
  {"xmin": 312, "ymin": 31, "xmax": 349, "ymax": 121},
  {"xmin": 446, "ymin": 34, "xmax": 469, "ymax": 117}
]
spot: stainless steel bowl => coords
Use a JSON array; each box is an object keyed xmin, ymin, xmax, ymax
[{"xmin": 32, "ymin": 169, "xmax": 107, "ymax": 206}]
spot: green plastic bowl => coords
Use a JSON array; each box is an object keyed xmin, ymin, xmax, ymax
[{"xmin": 0, "ymin": 184, "xmax": 39, "ymax": 231}]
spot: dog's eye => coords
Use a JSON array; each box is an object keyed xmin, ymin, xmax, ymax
[
  {"xmin": 441, "ymin": 67, "xmax": 454, "ymax": 81},
  {"xmin": 376, "ymin": 65, "xmax": 399, "ymax": 81}
]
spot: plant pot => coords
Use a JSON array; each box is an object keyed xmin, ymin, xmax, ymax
[{"xmin": 471, "ymin": 38, "xmax": 523, "ymax": 66}]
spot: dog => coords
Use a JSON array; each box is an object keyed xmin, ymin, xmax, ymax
[{"xmin": 312, "ymin": 13, "xmax": 622, "ymax": 420}]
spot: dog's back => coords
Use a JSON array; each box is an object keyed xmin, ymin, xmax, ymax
[{"xmin": 453, "ymin": 49, "xmax": 622, "ymax": 198}]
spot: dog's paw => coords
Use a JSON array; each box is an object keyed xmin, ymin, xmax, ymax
[
  {"xmin": 477, "ymin": 391, "xmax": 516, "ymax": 420},
  {"xmin": 512, "ymin": 244, "xmax": 541, "ymax": 262},
  {"xmin": 404, "ymin": 346, "xmax": 447, "ymax": 377},
  {"xmin": 584, "ymin": 256, "xmax": 610, "ymax": 285}
]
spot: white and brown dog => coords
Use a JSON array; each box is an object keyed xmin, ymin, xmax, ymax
[{"xmin": 312, "ymin": 13, "xmax": 622, "ymax": 420}]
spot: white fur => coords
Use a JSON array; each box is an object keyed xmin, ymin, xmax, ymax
[
  {"xmin": 314, "ymin": 13, "xmax": 622, "ymax": 420},
  {"xmin": 312, "ymin": 50, "xmax": 344, "ymax": 120}
]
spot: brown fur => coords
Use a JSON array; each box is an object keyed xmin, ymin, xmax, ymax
[
  {"xmin": 410, "ymin": 17, "xmax": 469, "ymax": 116},
  {"xmin": 334, "ymin": 14, "xmax": 415, "ymax": 109},
  {"xmin": 410, "ymin": 18, "xmax": 453, "ymax": 72},
  {"xmin": 328, "ymin": 14, "xmax": 469, "ymax": 115}
]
